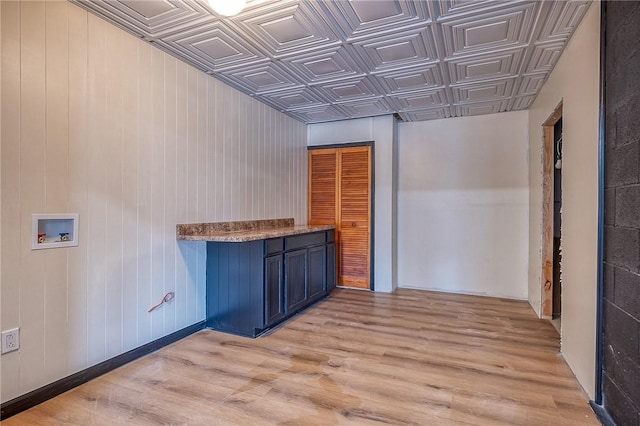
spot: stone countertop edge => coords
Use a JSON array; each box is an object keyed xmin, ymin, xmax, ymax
[{"xmin": 176, "ymin": 224, "xmax": 336, "ymax": 242}]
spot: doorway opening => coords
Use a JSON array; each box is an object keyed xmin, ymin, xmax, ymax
[
  {"xmin": 552, "ymin": 118, "xmax": 563, "ymax": 323},
  {"xmin": 541, "ymin": 102, "xmax": 563, "ymax": 325}
]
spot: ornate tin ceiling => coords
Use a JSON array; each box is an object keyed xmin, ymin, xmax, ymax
[{"xmin": 72, "ymin": 0, "xmax": 591, "ymax": 124}]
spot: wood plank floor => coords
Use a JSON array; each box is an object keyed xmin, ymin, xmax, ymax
[{"xmin": 2, "ymin": 289, "xmax": 599, "ymax": 425}]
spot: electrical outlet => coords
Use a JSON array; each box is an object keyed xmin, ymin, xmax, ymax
[{"xmin": 1, "ymin": 328, "xmax": 20, "ymax": 354}]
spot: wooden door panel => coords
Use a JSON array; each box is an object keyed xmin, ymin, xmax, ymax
[
  {"xmin": 339, "ymin": 148, "xmax": 370, "ymax": 223},
  {"xmin": 338, "ymin": 227, "xmax": 369, "ymax": 288},
  {"xmin": 338, "ymin": 147, "xmax": 371, "ymax": 289},
  {"xmin": 308, "ymin": 149, "xmax": 337, "ymax": 226}
]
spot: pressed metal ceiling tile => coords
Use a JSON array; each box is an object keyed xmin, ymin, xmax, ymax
[
  {"xmin": 119, "ymin": 0, "xmax": 175, "ymax": 18},
  {"xmin": 317, "ymin": 0, "xmax": 431, "ymax": 41},
  {"xmin": 398, "ymin": 107, "xmax": 450, "ymax": 122},
  {"xmin": 71, "ymin": 0, "xmax": 592, "ymax": 123},
  {"xmin": 161, "ymin": 21, "xmax": 268, "ymax": 71},
  {"xmin": 525, "ymin": 41, "xmax": 566, "ymax": 74},
  {"xmin": 262, "ymin": 87, "xmax": 329, "ymax": 110},
  {"xmin": 318, "ymin": 76, "xmax": 384, "ymax": 103},
  {"xmin": 455, "ymin": 99, "xmax": 509, "ymax": 116},
  {"xmin": 437, "ymin": 0, "xmax": 514, "ymax": 18},
  {"xmin": 282, "ymin": 45, "xmax": 366, "ymax": 84},
  {"xmin": 387, "ymin": 88, "xmax": 449, "ymax": 111},
  {"xmin": 518, "ymin": 73, "xmax": 548, "ymax": 96},
  {"xmin": 512, "ymin": 95, "xmax": 536, "ymax": 110},
  {"xmin": 447, "ymin": 48, "xmax": 524, "ymax": 84},
  {"xmin": 336, "ymin": 97, "xmax": 395, "ymax": 118},
  {"xmin": 537, "ymin": 0, "xmax": 592, "ymax": 42},
  {"xmin": 373, "ymin": 64, "xmax": 444, "ymax": 94},
  {"xmin": 451, "ymin": 78, "xmax": 515, "ymax": 103},
  {"xmin": 352, "ymin": 27, "xmax": 438, "ymax": 72},
  {"xmin": 230, "ymin": 1, "xmax": 341, "ymax": 58},
  {"xmin": 216, "ymin": 61, "xmax": 302, "ymax": 94},
  {"xmin": 286, "ymin": 104, "xmax": 348, "ymax": 123},
  {"xmin": 440, "ymin": 3, "xmax": 538, "ymax": 56}
]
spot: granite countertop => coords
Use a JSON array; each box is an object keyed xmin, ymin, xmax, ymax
[{"xmin": 176, "ymin": 218, "xmax": 335, "ymax": 242}]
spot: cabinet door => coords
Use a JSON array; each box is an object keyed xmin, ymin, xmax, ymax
[
  {"xmin": 265, "ymin": 254, "xmax": 285, "ymax": 326},
  {"xmin": 308, "ymin": 245, "xmax": 326, "ymax": 301},
  {"xmin": 326, "ymin": 242, "xmax": 336, "ymax": 292},
  {"xmin": 285, "ymin": 248, "xmax": 308, "ymax": 313}
]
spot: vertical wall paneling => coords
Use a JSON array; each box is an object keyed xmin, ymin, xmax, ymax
[
  {"xmin": 243, "ymin": 93, "xmax": 251, "ymax": 220},
  {"xmin": 20, "ymin": 0, "xmax": 48, "ymax": 392},
  {"xmin": 186, "ymin": 68, "xmax": 197, "ymax": 223},
  {"xmin": 236, "ymin": 92, "xmax": 245, "ymax": 218},
  {"xmin": 260, "ymin": 102, "xmax": 266, "ymax": 218},
  {"xmin": 104, "ymin": 22, "xmax": 125, "ymax": 360},
  {"xmin": 196, "ymin": 74, "xmax": 207, "ymax": 322},
  {"xmin": 185, "ymin": 66, "xmax": 198, "ymax": 326},
  {"xmin": 67, "ymin": 3, "xmax": 89, "ymax": 372},
  {"xmin": 163, "ymin": 55, "xmax": 177, "ymax": 335},
  {"xmin": 279, "ymin": 112, "xmax": 285, "ymax": 219},
  {"xmin": 150, "ymin": 47, "xmax": 165, "ymax": 340},
  {"xmin": 121, "ymin": 28, "xmax": 138, "ymax": 352},
  {"xmin": 1, "ymin": 0, "xmax": 22, "ymax": 402},
  {"xmin": 86, "ymin": 13, "xmax": 108, "ymax": 366},
  {"xmin": 228, "ymin": 89, "xmax": 237, "ymax": 219},
  {"xmin": 220, "ymin": 84, "xmax": 228, "ymax": 220},
  {"xmin": 204, "ymin": 77, "xmax": 213, "ymax": 220},
  {"xmin": 44, "ymin": 0, "xmax": 70, "ymax": 383},
  {"xmin": 196, "ymin": 74, "xmax": 206, "ymax": 223},
  {"xmin": 136, "ymin": 40, "xmax": 153, "ymax": 346},
  {"xmin": 175, "ymin": 61, "xmax": 188, "ymax": 330},
  {"xmin": 214, "ymin": 80, "xmax": 224, "ymax": 221},
  {"xmin": 1, "ymin": 1, "xmax": 307, "ymax": 402}
]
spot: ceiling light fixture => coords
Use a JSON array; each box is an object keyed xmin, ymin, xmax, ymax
[{"xmin": 207, "ymin": 0, "xmax": 246, "ymax": 16}]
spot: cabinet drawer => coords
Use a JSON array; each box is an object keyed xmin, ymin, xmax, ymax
[
  {"xmin": 286, "ymin": 232, "xmax": 325, "ymax": 251},
  {"xmin": 265, "ymin": 238, "xmax": 284, "ymax": 255}
]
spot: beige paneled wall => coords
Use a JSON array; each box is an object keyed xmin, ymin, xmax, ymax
[{"xmin": 0, "ymin": 1, "xmax": 307, "ymax": 403}]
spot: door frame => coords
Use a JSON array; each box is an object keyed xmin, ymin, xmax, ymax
[
  {"xmin": 307, "ymin": 141, "xmax": 375, "ymax": 290},
  {"xmin": 540, "ymin": 101, "xmax": 563, "ymax": 318}
]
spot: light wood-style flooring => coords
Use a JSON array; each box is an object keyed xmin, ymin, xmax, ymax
[{"xmin": 2, "ymin": 289, "xmax": 599, "ymax": 425}]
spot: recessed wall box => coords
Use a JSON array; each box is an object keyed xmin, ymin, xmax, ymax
[{"xmin": 31, "ymin": 214, "xmax": 79, "ymax": 250}]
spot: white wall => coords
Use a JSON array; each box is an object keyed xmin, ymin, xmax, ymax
[
  {"xmin": 0, "ymin": 1, "xmax": 307, "ymax": 403},
  {"xmin": 528, "ymin": 2, "xmax": 600, "ymax": 398},
  {"xmin": 308, "ymin": 115, "xmax": 398, "ymax": 293},
  {"xmin": 397, "ymin": 112, "xmax": 529, "ymax": 299}
]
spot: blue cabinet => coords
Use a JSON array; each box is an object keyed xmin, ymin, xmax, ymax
[{"xmin": 206, "ymin": 230, "xmax": 335, "ymax": 337}]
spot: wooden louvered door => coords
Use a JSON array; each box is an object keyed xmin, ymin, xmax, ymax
[
  {"xmin": 337, "ymin": 147, "xmax": 371, "ymax": 289},
  {"xmin": 308, "ymin": 146, "xmax": 371, "ymax": 290}
]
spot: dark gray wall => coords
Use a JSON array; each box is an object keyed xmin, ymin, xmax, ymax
[{"xmin": 603, "ymin": 2, "xmax": 640, "ymax": 425}]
